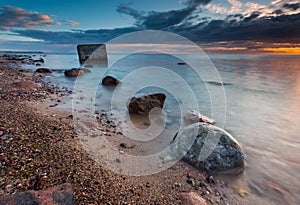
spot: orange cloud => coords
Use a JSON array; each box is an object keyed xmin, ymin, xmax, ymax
[{"xmin": 0, "ymin": 5, "xmax": 60, "ymax": 29}]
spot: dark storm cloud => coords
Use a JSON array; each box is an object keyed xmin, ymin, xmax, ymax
[
  {"xmin": 183, "ymin": 13, "xmax": 300, "ymax": 43},
  {"xmin": 116, "ymin": 0, "xmax": 211, "ymax": 29},
  {"xmin": 283, "ymin": 3, "xmax": 300, "ymax": 11},
  {"xmin": 10, "ymin": 1, "xmax": 300, "ymax": 46},
  {"xmin": 0, "ymin": 5, "xmax": 60, "ymax": 29}
]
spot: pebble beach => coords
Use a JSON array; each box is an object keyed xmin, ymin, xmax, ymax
[{"xmin": 0, "ymin": 54, "xmax": 243, "ymax": 204}]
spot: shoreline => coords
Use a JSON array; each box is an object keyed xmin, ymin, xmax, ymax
[{"xmin": 0, "ymin": 54, "xmax": 241, "ymax": 204}]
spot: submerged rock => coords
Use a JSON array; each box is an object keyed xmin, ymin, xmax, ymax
[
  {"xmin": 128, "ymin": 93, "xmax": 166, "ymax": 115},
  {"xmin": 171, "ymin": 123, "xmax": 245, "ymax": 174},
  {"xmin": 102, "ymin": 76, "xmax": 120, "ymax": 86},
  {"xmin": 35, "ymin": 68, "xmax": 52, "ymax": 73},
  {"xmin": 184, "ymin": 110, "xmax": 215, "ymax": 124}
]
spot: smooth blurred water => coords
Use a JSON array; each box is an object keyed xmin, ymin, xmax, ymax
[{"xmin": 26, "ymin": 53, "xmax": 300, "ymax": 204}]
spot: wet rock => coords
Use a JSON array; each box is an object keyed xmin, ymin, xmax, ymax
[
  {"xmin": 184, "ymin": 110, "xmax": 215, "ymax": 124},
  {"xmin": 35, "ymin": 63, "xmax": 42, "ymax": 66},
  {"xmin": 13, "ymin": 81, "xmax": 41, "ymax": 90},
  {"xmin": 128, "ymin": 93, "xmax": 166, "ymax": 115},
  {"xmin": 64, "ymin": 68, "xmax": 85, "ymax": 77},
  {"xmin": 0, "ymin": 183, "xmax": 74, "ymax": 205},
  {"xmin": 172, "ymin": 122, "xmax": 245, "ymax": 174},
  {"xmin": 33, "ymin": 58, "xmax": 44, "ymax": 63},
  {"xmin": 102, "ymin": 76, "xmax": 120, "ymax": 86},
  {"xmin": 35, "ymin": 68, "xmax": 52, "ymax": 73},
  {"xmin": 180, "ymin": 192, "xmax": 207, "ymax": 205}
]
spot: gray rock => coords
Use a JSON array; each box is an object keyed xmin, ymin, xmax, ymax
[
  {"xmin": 128, "ymin": 93, "xmax": 166, "ymax": 115},
  {"xmin": 171, "ymin": 123, "xmax": 245, "ymax": 174}
]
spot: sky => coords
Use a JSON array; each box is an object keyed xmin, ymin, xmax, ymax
[{"xmin": 0, "ymin": 0, "xmax": 299, "ymax": 54}]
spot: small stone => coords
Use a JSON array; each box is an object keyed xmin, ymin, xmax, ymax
[
  {"xmin": 207, "ymin": 176, "xmax": 215, "ymax": 185},
  {"xmin": 187, "ymin": 172, "xmax": 192, "ymax": 178},
  {"xmin": 186, "ymin": 178, "xmax": 194, "ymax": 186},
  {"xmin": 1, "ymin": 134, "xmax": 8, "ymax": 140},
  {"xmin": 0, "ymin": 131, "xmax": 3, "ymax": 136}
]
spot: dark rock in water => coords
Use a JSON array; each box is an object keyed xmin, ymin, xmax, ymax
[
  {"xmin": 36, "ymin": 68, "xmax": 52, "ymax": 73},
  {"xmin": 35, "ymin": 63, "xmax": 42, "ymax": 66},
  {"xmin": 206, "ymin": 81, "xmax": 231, "ymax": 86},
  {"xmin": 33, "ymin": 58, "xmax": 44, "ymax": 63},
  {"xmin": 13, "ymin": 81, "xmax": 41, "ymax": 90},
  {"xmin": 184, "ymin": 110, "xmax": 215, "ymax": 124},
  {"xmin": 179, "ymin": 192, "xmax": 207, "ymax": 205},
  {"xmin": 64, "ymin": 68, "xmax": 85, "ymax": 77},
  {"xmin": 171, "ymin": 123, "xmax": 245, "ymax": 174},
  {"xmin": 102, "ymin": 76, "xmax": 120, "ymax": 86},
  {"xmin": 178, "ymin": 62, "xmax": 186, "ymax": 65},
  {"xmin": 0, "ymin": 183, "xmax": 74, "ymax": 205},
  {"xmin": 128, "ymin": 93, "xmax": 166, "ymax": 115}
]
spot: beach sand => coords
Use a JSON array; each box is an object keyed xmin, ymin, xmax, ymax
[{"xmin": 0, "ymin": 54, "xmax": 239, "ymax": 204}]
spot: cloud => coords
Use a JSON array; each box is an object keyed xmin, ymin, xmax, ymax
[
  {"xmin": 6, "ymin": 0, "xmax": 300, "ymax": 53},
  {"xmin": 63, "ymin": 20, "xmax": 80, "ymax": 26},
  {"xmin": 283, "ymin": 3, "xmax": 300, "ymax": 11},
  {"xmin": 116, "ymin": 0, "xmax": 211, "ymax": 29},
  {"xmin": 0, "ymin": 5, "xmax": 60, "ymax": 30},
  {"xmin": 13, "ymin": 27, "xmax": 140, "ymax": 44}
]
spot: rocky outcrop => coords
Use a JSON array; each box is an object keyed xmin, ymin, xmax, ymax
[
  {"xmin": 171, "ymin": 123, "xmax": 245, "ymax": 174},
  {"xmin": 35, "ymin": 68, "xmax": 52, "ymax": 73},
  {"xmin": 102, "ymin": 76, "xmax": 120, "ymax": 86},
  {"xmin": 64, "ymin": 68, "xmax": 90, "ymax": 77},
  {"xmin": 0, "ymin": 183, "xmax": 74, "ymax": 205},
  {"xmin": 180, "ymin": 192, "xmax": 207, "ymax": 205},
  {"xmin": 13, "ymin": 81, "xmax": 41, "ymax": 90},
  {"xmin": 184, "ymin": 110, "xmax": 215, "ymax": 124},
  {"xmin": 128, "ymin": 93, "xmax": 166, "ymax": 115}
]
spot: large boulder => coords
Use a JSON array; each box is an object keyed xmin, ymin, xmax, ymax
[
  {"xmin": 64, "ymin": 68, "xmax": 88, "ymax": 77},
  {"xmin": 170, "ymin": 123, "xmax": 245, "ymax": 174},
  {"xmin": 13, "ymin": 81, "xmax": 41, "ymax": 90},
  {"xmin": 128, "ymin": 93, "xmax": 166, "ymax": 115},
  {"xmin": 0, "ymin": 183, "xmax": 74, "ymax": 205},
  {"xmin": 102, "ymin": 76, "xmax": 120, "ymax": 86},
  {"xmin": 35, "ymin": 68, "xmax": 52, "ymax": 73},
  {"xmin": 184, "ymin": 110, "xmax": 215, "ymax": 124}
]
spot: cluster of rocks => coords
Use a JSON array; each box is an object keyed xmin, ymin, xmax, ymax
[{"xmin": 180, "ymin": 173, "xmax": 230, "ymax": 205}]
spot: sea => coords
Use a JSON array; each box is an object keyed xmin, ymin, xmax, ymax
[{"xmin": 22, "ymin": 53, "xmax": 300, "ymax": 205}]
